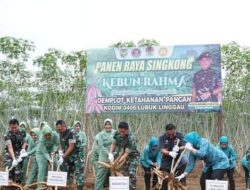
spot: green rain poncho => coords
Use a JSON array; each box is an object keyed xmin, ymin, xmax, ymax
[
  {"xmin": 20, "ymin": 121, "xmax": 32, "ymax": 145},
  {"xmin": 73, "ymin": 121, "xmax": 87, "ymax": 148},
  {"xmin": 91, "ymin": 133, "xmax": 100, "ymax": 170},
  {"xmin": 24, "ymin": 128, "xmax": 40, "ymax": 185},
  {"xmin": 36, "ymin": 125, "xmax": 59, "ymax": 187},
  {"xmin": 38, "ymin": 121, "xmax": 49, "ymax": 137},
  {"xmin": 94, "ymin": 119, "xmax": 116, "ymax": 190}
]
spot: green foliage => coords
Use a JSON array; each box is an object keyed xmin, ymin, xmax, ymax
[
  {"xmin": 110, "ymin": 41, "xmax": 135, "ymax": 48},
  {"xmin": 137, "ymin": 38, "xmax": 159, "ymax": 47},
  {"xmin": 222, "ymin": 42, "xmax": 250, "ymax": 101},
  {"xmin": 0, "ymin": 36, "xmax": 34, "ymax": 120},
  {"xmin": 0, "ymin": 36, "xmax": 34, "ymax": 61},
  {"xmin": 0, "ymin": 38, "xmax": 249, "ymax": 175},
  {"xmin": 110, "ymin": 39, "xmax": 160, "ymax": 48}
]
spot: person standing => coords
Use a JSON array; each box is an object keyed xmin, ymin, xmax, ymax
[
  {"xmin": 91, "ymin": 133, "xmax": 100, "ymax": 174},
  {"xmin": 94, "ymin": 118, "xmax": 116, "ymax": 190},
  {"xmin": 56, "ymin": 119, "xmax": 85, "ymax": 190},
  {"xmin": 241, "ymin": 147, "xmax": 250, "ymax": 190},
  {"xmin": 218, "ymin": 136, "xmax": 237, "ymax": 190},
  {"xmin": 19, "ymin": 121, "xmax": 33, "ymax": 184},
  {"xmin": 21, "ymin": 127, "xmax": 40, "ymax": 185},
  {"xmin": 36, "ymin": 125, "xmax": 59, "ymax": 189},
  {"xmin": 4, "ymin": 119, "xmax": 27, "ymax": 184},
  {"xmin": 109, "ymin": 121, "xmax": 140, "ymax": 190},
  {"xmin": 159, "ymin": 123, "xmax": 186, "ymax": 190},
  {"xmin": 176, "ymin": 131, "xmax": 229, "ymax": 190},
  {"xmin": 73, "ymin": 121, "xmax": 87, "ymax": 148},
  {"xmin": 140, "ymin": 137, "xmax": 161, "ymax": 190}
]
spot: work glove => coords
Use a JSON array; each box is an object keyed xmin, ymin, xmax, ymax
[
  {"xmin": 175, "ymin": 172, "xmax": 188, "ymax": 181},
  {"xmin": 59, "ymin": 150, "xmax": 63, "ymax": 157},
  {"xmin": 58, "ymin": 156, "xmax": 64, "ymax": 165},
  {"xmin": 169, "ymin": 151, "xmax": 178, "ymax": 159},
  {"xmin": 51, "ymin": 152, "xmax": 55, "ymax": 157},
  {"xmin": 20, "ymin": 152, "xmax": 28, "ymax": 158},
  {"xmin": 108, "ymin": 153, "xmax": 114, "ymax": 162},
  {"xmin": 173, "ymin": 145, "xmax": 180, "ymax": 153},
  {"xmin": 17, "ymin": 156, "xmax": 23, "ymax": 163},
  {"xmin": 151, "ymin": 163, "xmax": 158, "ymax": 168},
  {"xmin": 20, "ymin": 149, "xmax": 27, "ymax": 155},
  {"xmin": 185, "ymin": 143, "xmax": 193, "ymax": 151},
  {"xmin": 12, "ymin": 159, "xmax": 18, "ymax": 167}
]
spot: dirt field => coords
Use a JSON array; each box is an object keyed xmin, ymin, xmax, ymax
[
  {"xmin": 0, "ymin": 157, "xmax": 246, "ymax": 190},
  {"xmin": 85, "ymin": 161, "xmax": 246, "ymax": 190}
]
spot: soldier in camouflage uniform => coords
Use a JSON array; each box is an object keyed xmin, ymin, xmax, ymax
[
  {"xmin": 109, "ymin": 121, "xmax": 140, "ymax": 190},
  {"xmin": 4, "ymin": 119, "xmax": 27, "ymax": 184},
  {"xmin": 192, "ymin": 51, "xmax": 222, "ymax": 102},
  {"xmin": 56, "ymin": 120, "xmax": 84, "ymax": 190},
  {"xmin": 242, "ymin": 147, "xmax": 250, "ymax": 189}
]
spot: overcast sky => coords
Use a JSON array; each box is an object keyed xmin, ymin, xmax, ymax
[{"xmin": 0, "ymin": 0, "xmax": 249, "ymax": 55}]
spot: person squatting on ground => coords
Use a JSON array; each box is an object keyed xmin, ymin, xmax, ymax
[
  {"xmin": 140, "ymin": 136, "xmax": 161, "ymax": 190},
  {"xmin": 4, "ymin": 118, "xmax": 27, "ymax": 184},
  {"xmin": 217, "ymin": 136, "xmax": 237, "ymax": 190},
  {"xmin": 109, "ymin": 121, "xmax": 140, "ymax": 190},
  {"xmin": 94, "ymin": 118, "xmax": 116, "ymax": 190},
  {"xmin": 36, "ymin": 125, "xmax": 59, "ymax": 189},
  {"xmin": 159, "ymin": 123, "xmax": 187, "ymax": 190},
  {"xmin": 241, "ymin": 147, "xmax": 250, "ymax": 189},
  {"xmin": 176, "ymin": 131, "xmax": 229, "ymax": 190},
  {"xmin": 56, "ymin": 119, "xmax": 85, "ymax": 190}
]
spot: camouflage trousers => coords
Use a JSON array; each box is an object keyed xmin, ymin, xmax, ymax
[
  {"xmin": 60, "ymin": 151, "xmax": 84, "ymax": 189},
  {"xmin": 120, "ymin": 155, "xmax": 139, "ymax": 190},
  {"xmin": 4, "ymin": 152, "xmax": 23, "ymax": 184}
]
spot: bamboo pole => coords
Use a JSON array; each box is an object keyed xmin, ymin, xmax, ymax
[
  {"xmin": 83, "ymin": 113, "xmax": 89, "ymax": 182},
  {"xmin": 170, "ymin": 139, "xmax": 180, "ymax": 173},
  {"xmin": 218, "ymin": 110, "xmax": 223, "ymax": 140}
]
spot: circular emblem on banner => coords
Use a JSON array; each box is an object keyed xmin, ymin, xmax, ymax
[
  {"xmin": 146, "ymin": 46, "xmax": 154, "ymax": 56},
  {"xmin": 131, "ymin": 48, "xmax": 141, "ymax": 58},
  {"xmin": 120, "ymin": 48, "xmax": 128, "ymax": 58},
  {"xmin": 159, "ymin": 47, "xmax": 168, "ymax": 56}
]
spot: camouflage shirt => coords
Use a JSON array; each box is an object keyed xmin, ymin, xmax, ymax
[
  {"xmin": 4, "ymin": 128, "xmax": 26, "ymax": 155},
  {"xmin": 193, "ymin": 67, "xmax": 221, "ymax": 102},
  {"xmin": 59, "ymin": 128, "xmax": 82, "ymax": 156},
  {"xmin": 113, "ymin": 130, "xmax": 138, "ymax": 156}
]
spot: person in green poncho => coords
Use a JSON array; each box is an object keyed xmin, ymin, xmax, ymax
[
  {"xmin": 36, "ymin": 125, "xmax": 59, "ymax": 189},
  {"xmin": 91, "ymin": 133, "xmax": 100, "ymax": 174},
  {"xmin": 39, "ymin": 121, "xmax": 49, "ymax": 130},
  {"xmin": 94, "ymin": 118, "xmax": 116, "ymax": 190},
  {"xmin": 20, "ymin": 128, "xmax": 40, "ymax": 185},
  {"xmin": 19, "ymin": 121, "xmax": 33, "ymax": 184}
]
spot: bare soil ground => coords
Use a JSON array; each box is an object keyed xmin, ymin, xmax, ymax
[
  {"xmin": 0, "ymin": 157, "xmax": 246, "ymax": 190},
  {"xmin": 85, "ymin": 161, "xmax": 246, "ymax": 190}
]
